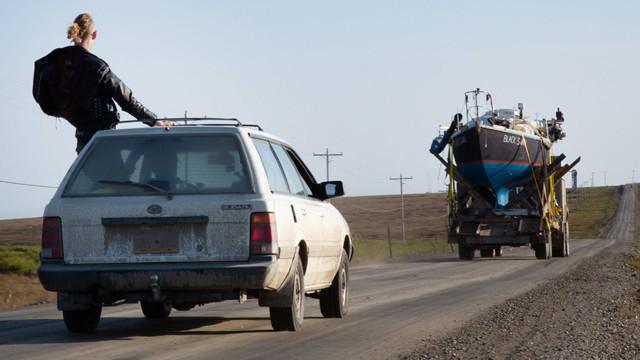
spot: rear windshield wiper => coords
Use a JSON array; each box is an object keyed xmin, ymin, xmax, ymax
[{"xmin": 98, "ymin": 180, "xmax": 173, "ymax": 200}]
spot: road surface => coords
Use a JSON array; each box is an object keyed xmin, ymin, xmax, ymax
[{"xmin": 0, "ymin": 187, "xmax": 631, "ymax": 360}]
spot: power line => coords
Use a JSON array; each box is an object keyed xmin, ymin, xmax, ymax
[
  {"xmin": 313, "ymin": 148, "xmax": 343, "ymax": 181},
  {"xmin": 389, "ymin": 174, "xmax": 413, "ymax": 243},
  {"xmin": 0, "ymin": 180, "xmax": 57, "ymax": 189}
]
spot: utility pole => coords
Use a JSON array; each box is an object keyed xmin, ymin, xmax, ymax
[
  {"xmin": 390, "ymin": 173, "xmax": 412, "ymax": 243},
  {"xmin": 313, "ymin": 148, "xmax": 343, "ymax": 181},
  {"xmin": 633, "ymin": 170, "xmax": 636, "ymax": 184},
  {"xmin": 603, "ymin": 171, "xmax": 607, "ymax": 186},
  {"xmin": 591, "ymin": 172, "xmax": 594, "ymax": 187}
]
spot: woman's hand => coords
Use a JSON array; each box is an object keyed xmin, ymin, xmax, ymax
[{"xmin": 153, "ymin": 119, "xmax": 175, "ymax": 128}]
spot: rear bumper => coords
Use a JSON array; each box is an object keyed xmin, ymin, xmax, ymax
[
  {"xmin": 452, "ymin": 235, "xmax": 532, "ymax": 246},
  {"xmin": 38, "ymin": 255, "xmax": 279, "ymax": 293}
]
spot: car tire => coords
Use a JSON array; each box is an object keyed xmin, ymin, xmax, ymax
[
  {"xmin": 63, "ymin": 305, "xmax": 102, "ymax": 333},
  {"xmin": 270, "ymin": 257, "xmax": 304, "ymax": 331},
  {"xmin": 141, "ymin": 300, "xmax": 172, "ymax": 319},
  {"xmin": 319, "ymin": 249, "xmax": 349, "ymax": 318}
]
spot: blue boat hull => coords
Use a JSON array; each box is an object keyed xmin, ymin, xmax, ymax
[{"xmin": 452, "ymin": 125, "xmax": 546, "ymax": 192}]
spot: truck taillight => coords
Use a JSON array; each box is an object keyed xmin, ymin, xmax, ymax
[
  {"xmin": 250, "ymin": 213, "xmax": 277, "ymax": 255},
  {"xmin": 42, "ymin": 217, "xmax": 63, "ymax": 259}
]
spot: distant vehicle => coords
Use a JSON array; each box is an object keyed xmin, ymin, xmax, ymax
[
  {"xmin": 430, "ymin": 89, "xmax": 580, "ymax": 260},
  {"xmin": 38, "ymin": 119, "xmax": 353, "ymax": 332}
]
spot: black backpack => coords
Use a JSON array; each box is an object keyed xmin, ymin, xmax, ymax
[
  {"xmin": 33, "ymin": 49, "xmax": 82, "ymax": 121},
  {"xmin": 33, "ymin": 50, "xmax": 62, "ymax": 117}
]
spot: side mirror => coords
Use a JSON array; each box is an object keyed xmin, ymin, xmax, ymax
[{"xmin": 319, "ymin": 181, "xmax": 344, "ymax": 200}]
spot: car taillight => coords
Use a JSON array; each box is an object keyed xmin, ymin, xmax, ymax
[
  {"xmin": 42, "ymin": 217, "xmax": 63, "ymax": 259},
  {"xmin": 250, "ymin": 213, "xmax": 277, "ymax": 255}
]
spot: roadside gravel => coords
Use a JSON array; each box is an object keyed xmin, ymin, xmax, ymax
[{"xmin": 405, "ymin": 185, "xmax": 640, "ymax": 360}]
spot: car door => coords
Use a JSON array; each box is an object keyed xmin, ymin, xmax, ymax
[
  {"xmin": 270, "ymin": 144, "xmax": 332, "ymax": 288},
  {"xmin": 252, "ymin": 139, "xmax": 300, "ymax": 263},
  {"xmin": 275, "ymin": 146, "xmax": 344, "ymax": 288}
]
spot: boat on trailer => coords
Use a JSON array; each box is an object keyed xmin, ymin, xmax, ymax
[
  {"xmin": 430, "ymin": 89, "xmax": 580, "ymax": 260},
  {"xmin": 453, "ymin": 90, "xmax": 556, "ymax": 205}
]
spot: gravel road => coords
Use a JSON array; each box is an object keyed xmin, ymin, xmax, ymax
[
  {"xmin": 405, "ymin": 184, "xmax": 639, "ymax": 360},
  {"xmin": 0, "ymin": 187, "xmax": 634, "ymax": 360}
]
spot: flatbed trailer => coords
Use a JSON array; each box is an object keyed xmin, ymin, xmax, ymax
[{"xmin": 434, "ymin": 152, "xmax": 579, "ymax": 260}]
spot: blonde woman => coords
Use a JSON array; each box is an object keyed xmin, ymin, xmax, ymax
[{"xmin": 33, "ymin": 13, "xmax": 172, "ymax": 153}]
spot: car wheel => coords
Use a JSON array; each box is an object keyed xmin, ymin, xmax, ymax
[
  {"xmin": 63, "ymin": 305, "xmax": 102, "ymax": 332},
  {"xmin": 141, "ymin": 300, "xmax": 172, "ymax": 319},
  {"xmin": 319, "ymin": 249, "xmax": 349, "ymax": 318},
  {"xmin": 270, "ymin": 257, "xmax": 304, "ymax": 331}
]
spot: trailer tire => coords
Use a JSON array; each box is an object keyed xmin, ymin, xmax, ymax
[
  {"xmin": 480, "ymin": 248, "xmax": 494, "ymax": 258},
  {"xmin": 494, "ymin": 246, "xmax": 503, "ymax": 257},
  {"xmin": 552, "ymin": 223, "xmax": 570, "ymax": 257},
  {"xmin": 564, "ymin": 223, "xmax": 571, "ymax": 256},
  {"xmin": 535, "ymin": 233, "xmax": 551, "ymax": 260},
  {"xmin": 458, "ymin": 244, "xmax": 475, "ymax": 260}
]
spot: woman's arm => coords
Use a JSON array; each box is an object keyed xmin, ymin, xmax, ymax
[{"xmin": 99, "ymin": 64, "xmax": 157, "ymax": 125}]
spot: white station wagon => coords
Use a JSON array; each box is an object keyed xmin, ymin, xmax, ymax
[{"xmin": 38, "ymin": 119, "xmax": 353, "ymax": 332}]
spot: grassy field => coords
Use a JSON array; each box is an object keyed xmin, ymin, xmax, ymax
[
  {"xmin": 566, "ymin": 186, "xmax": 622, "ymax": 239},
  {"xmin": 333, "ymin": 186, "xmax": 623, "ymax": 265},
  {"xmin": 0, "ymin": 185, "xmax": 625, "ymax": 309},
  {"xmin": 0, "ymin": 217, "xmax": 41, "ymax": 245},
  {"xmin": 0, "ymin": 245, "xmax": 40, "ymax": 276},
  {"xmin": 0, "ymin": 218, "xmax": 49, "ymax": 310}
]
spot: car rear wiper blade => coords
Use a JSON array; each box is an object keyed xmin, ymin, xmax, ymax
[{"xmin": 98, "ymin": 180, "xmax": 173, "ymax": 200}]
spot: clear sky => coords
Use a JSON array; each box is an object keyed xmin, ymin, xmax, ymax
[{"xmin": 0, "ymin": 0, "xmax": 638, "ymax": 219}]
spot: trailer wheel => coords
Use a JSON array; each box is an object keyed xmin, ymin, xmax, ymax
[
  {"xmin": 458, "ymin": 244, "xmax": 475, "ymax": 260},
  {"xmin": 564, "ymin": 223, "xmax": 571, "ymax": 256},
  {"xmin": 534, "ymin": 232, "xmax": 551, "ymax": 260},
  {"xmin": 552, "ymin": 223, "xmax": 570, "ymax": 257},
  {"xmin": 480, "ymin": 248, "xmax": 494, "ymax": 258},
  {"xmin": 494, "ymin": 246, "xmax": 503, "ymax": 257}
]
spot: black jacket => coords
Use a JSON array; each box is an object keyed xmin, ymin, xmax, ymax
[{"xmin": 36, "ymin": 46, "xmax": 156, "ymax": 145}]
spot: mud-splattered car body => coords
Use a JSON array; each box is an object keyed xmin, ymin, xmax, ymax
[{"xmin": 38, "ymin": 122, "xmax": 352, "ymax": 332}]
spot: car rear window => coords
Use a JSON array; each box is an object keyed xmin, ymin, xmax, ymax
[{"xmin": 63, "ymin": 134, "xmax": 252, "ymax": 197}]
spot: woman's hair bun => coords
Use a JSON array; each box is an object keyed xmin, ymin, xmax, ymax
[{"xmin": 66, "ymin": 13, "xmax": 94, "ymax": 44}]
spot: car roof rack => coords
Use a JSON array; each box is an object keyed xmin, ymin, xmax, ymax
[{"xmin": 117, "ymin": 118, "xmax": 263, "ymax": 131}]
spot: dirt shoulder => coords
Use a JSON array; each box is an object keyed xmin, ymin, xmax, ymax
[
  {"xmin": 404, "ymin": 185, "xmax": 640, "ymax": 359},
  {"xmin": 0, "ymin": 273, "xmax": 55, "ymax": 310}
]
